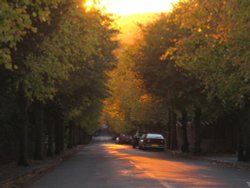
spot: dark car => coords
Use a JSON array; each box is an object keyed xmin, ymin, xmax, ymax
[
  {"xmin": 138, "ymin": 133, "xmax": 165, "ymax": 150},
  {"xmin": 132, "ymin": 131, "xmax": 146, "ymax": 148},
  {"xmin": 116, "ymin": 133, "xmax": 132, "ymax": 144}
]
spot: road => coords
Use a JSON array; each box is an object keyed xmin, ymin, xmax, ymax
[{"xmin": 30, "ymin": 136, "xmax": 250, "ymax": 188}]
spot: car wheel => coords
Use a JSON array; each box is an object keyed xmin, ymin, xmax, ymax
[{"xmin": 140, "ymin": 145, "xmax": 145, "ymax": 150}]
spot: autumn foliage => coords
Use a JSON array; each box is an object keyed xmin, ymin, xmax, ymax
[{"xmin": 104, "ymin": 0, "xmax": 250, "ymax": 161}]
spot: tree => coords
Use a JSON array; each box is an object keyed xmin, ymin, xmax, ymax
[
  {"xmin": 133, "ymin": 14, "xmax": 202, "ymax": 151},
  {"xmin": 103, "ymin": 44, "xmax": 169, "ymax": 134},
  {"xmin": 170, "ymin": 0, "xmax": 250, "ymax": 159},
  {"xmin": 0, "ymin": 0, "xmax": 118, "ymax": 164},
  {"xmin": 0, "ymin": 0, "xmax": 61, "ymax": 68},
  {"xmin": 7, "ymin": 0, "xmax": 66, "ymax": 166},
  {"xmin": 53, "ymin": 2, "xmax": 118, "ymax": 146}
]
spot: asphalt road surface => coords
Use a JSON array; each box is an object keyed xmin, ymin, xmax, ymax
[{"xmin": 30, "ymin": 136, "xmax": 250, "ymax": 188}]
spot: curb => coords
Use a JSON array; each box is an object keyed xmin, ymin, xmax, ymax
[
  {"xmin": 1, "ymin": 159, "xmax": 63, "ymax": 188},
  {"xmin": 166, "ymin": 150, "xmax": 250, "ymax": 171},
  {"xmin": 0, "ymin": 146, "xmax": 83, "ymax": 188}
]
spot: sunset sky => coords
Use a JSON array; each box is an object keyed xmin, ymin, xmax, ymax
[
  {"xmin": 84, "ymin": 0, "xmax": 179, "ymax": 45},
  {"xmin": 84, "ymin": 0, "xmax": 179, "ymax": 15}
]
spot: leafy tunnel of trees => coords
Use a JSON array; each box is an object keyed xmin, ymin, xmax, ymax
[{"xmin": 1, "ymin": 0, "xmax": 250, "ymax": 165}]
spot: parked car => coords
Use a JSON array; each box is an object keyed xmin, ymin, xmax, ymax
[
  {"xmin": 112, "ymin": 134, "xmax": 119, "ymax": 141},
  {"xmin": 132, "ymin": 131, "xmax": 146, "ymax": 148},
  {"xmin": 116, "ymin": 133, "xmax": 132, "ymax": 144},
  {"xmin": 138, "ymin": 133, "xmax": 165, "ymax": 151}
]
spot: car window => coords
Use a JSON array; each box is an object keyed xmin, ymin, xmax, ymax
[
  {"xmin": 146, "ymin": 134, "xmax": 164, "ymax": 139},
  {"xmin": 141, "ymin": 134, "xmax": 146, "ymax": 138},
  {"xmin": 135, "ymin": 132, "xmax": 146, "ymax": 137}
]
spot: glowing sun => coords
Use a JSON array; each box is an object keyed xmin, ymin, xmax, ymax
[{"xmin": 84, "ymin": 0, "xmax": 179, "ymax": 15}]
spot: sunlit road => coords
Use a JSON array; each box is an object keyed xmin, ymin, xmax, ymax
[{"xmin": 30, "ymin": 136, "xmax": 250, "ymax": 188}]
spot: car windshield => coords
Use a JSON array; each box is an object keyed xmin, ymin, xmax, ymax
[
  {"xmin": 146, "ymin": 134, "xmax": 164, "ymax": 139},
  {"xmin": 135, "ymin": 132, "xmax": 145, "ymax": 137}
]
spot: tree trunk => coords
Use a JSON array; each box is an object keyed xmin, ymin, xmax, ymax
[
  {"xmin": 78, "ymin": 127, "xmax": 81, "ymax": 145},
  {"xmin": 17, "ymin": 83, "xmax": 29, "ymax": 166},
  {"xmin": 245, "ymin": 124, "xmax": 250, "ymax": 161},
  {"xmin": 167, "ymin": 111, "xmax": 171, "ymax": 149},
  {"xmin": 34, "ymin": 101, "xmax": 44, "ymax": 160},
  {"xmin": 60, "ymin": 120, "xmax": 65, "ymax": 152},
  {"xmin": 237, "ymin": 137, "xmax": 244, "ymax": 161},
  {"xmin": 73, "ymin": 125, "xmax": 77, "ymax": 147},
  {"xmin": 194, "ymin": 107, "xmax": 202, "ymax": 154},
  {"xmin": 80, "ymin": 128, "xmax": 84, "ymax": 145},
  {"xmin": 243, "ymin": 104, "xmax": 250, "ymax": 161},
  {"xmin": 47, "ymin": 118, "xmax": 55, "ymax": 157},
  {"xmin": 68, "ymin": 121, "xmax": 74, "ymax": 149},
  {"xmin": 181, "ymin": 110, "xmax": 189, "ymax": 153},
  {"xmin": 170, "ymin": 111, "xmax": 177, "ymax": 150},
  {"xmin": 55, "ymin": 118, "xmax": 62, "ymax": 154}
]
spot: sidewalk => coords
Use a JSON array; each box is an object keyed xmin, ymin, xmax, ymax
[
  {"xmin": 166, "ymin": 150, "xmax": 250, "ymax": 171},
  {"xmin": 0, "ymin": 146, "xmax": 83, "ymax": 188}
]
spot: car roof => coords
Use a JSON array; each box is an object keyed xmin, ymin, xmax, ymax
[{"xmin": 146, "ymin": 133, "xmax": 164, "ymax": 138}]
